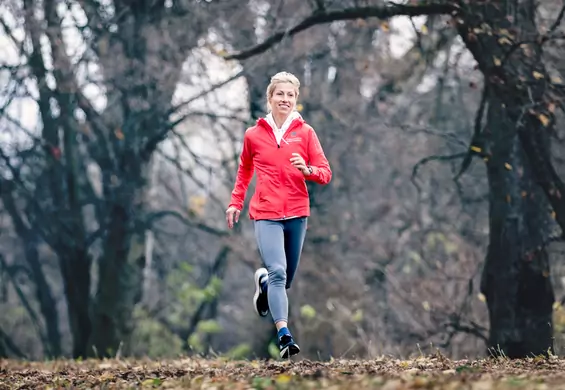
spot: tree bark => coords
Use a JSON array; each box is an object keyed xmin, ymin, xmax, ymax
[
  {"xmin": 89, "ymin": 207, "xmax": 146, "ymax": 357},
  {"xmin": 456, "ymin": 0, "xmax": 563, "ymax": 358},
  {"xmin": 481, "ymin": 95, "xmax": 556, "ymax": 358},
  {"xmin": 88, "ymin": 150, "xmax": 152, "ymax": 357}
]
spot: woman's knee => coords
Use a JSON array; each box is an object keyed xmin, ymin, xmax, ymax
[{"xmin": 268, "ymin": 266, "xmax": 286, "ymax": 285}]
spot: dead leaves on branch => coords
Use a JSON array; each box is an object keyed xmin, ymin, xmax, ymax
[{"xmin": 3, "ymin": 356, "xmax": 565, "ymax": 389}]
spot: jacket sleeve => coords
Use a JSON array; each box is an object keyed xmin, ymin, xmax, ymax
[
  {"xmin": 228, "ymin": 131, "xmax": 254, "ymax": 210},
  {"xmin": 306, "ymin": 126, "xmax": 332, "ymax": 185}
]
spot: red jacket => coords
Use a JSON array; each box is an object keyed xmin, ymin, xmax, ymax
[{"xmin": 229, "ymin": 116, "xmax": 332, "ymax": 220}]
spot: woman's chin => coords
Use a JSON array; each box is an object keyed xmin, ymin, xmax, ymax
[{"xmin": 275, "ymin": 108, "xmax": 291, "ymax": 116}]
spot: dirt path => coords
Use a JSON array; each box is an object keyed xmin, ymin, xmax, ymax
[{"xmin": 2, "ymin": 355, "xmax": 565, "ymax": 389}]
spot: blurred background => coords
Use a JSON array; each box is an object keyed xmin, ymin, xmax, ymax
[{"xmin": 1, "ymin": 0, "xmax": 565, "ymax": 361}]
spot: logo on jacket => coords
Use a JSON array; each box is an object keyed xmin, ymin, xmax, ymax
[{"xmin": 287, "ymin": 131, "xmax": 302, "ymax": 142}]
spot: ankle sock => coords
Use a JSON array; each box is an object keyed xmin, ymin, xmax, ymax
[{"xmin": 277, "ymin": 327, "xmax": 290, "ymax": 339}]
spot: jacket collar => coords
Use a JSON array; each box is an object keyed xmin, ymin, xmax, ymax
[{"xmin": 257, "ymin": 111, "xmax": 304, "ymax": 132}]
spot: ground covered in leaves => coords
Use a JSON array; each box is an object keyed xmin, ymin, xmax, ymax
[{"xmin": 2, "ymin": 354, "xmax": 565, "ymax": 389}]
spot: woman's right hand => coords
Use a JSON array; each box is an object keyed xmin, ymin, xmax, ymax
[{"xmin": 225, "ymin": 206, "xmax": 241, "ymax": 229}]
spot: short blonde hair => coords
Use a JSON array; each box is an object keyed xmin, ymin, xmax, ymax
[{"xmin": 266, "ymin": 71, "xmax": 300, "ymax": 112}]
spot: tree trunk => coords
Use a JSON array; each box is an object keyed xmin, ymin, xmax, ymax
[
  {"xmin": 83, "ymin": 5, "xmax": 196, "ymax": 356},
  {"xmin": 457, "ymin": 0, "xmax": 564, "ymax": 358},
  {"xmin": 59, "ymin": 250, "xmax": 92, "ymax": 359},
  {"xmin": 1, "ymin": 187, "xmax": 62, "ymax": 357},
  {"xmin": 481, "ymin": 96, "xmax": 556, "ymax": 358},
  {"xmin": 89, "ymin": 190, "xmax": 147, "ymax": 357},
  {"xmin": 17, "ymin": 0, "xmax": 212, "ymax": 359},
  {"xmin": 20, "ymin": 0, "xmax": 95, "ymax": 358}
]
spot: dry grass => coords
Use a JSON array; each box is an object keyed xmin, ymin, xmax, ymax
[{"xmin": 2, "ymin": 354, "xmax": 565, "ymax": 389}]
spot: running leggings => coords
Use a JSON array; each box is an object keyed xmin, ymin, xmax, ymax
[{"xmin": 254, "ymin": 217, "xmax": 307, "ymax": 324}]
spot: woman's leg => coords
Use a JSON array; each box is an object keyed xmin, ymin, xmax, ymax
[
  {"xmin": 254, "ymin": 219, "xmax": 302, "ymax": 357},
  {"xmin": 275, "ymin": 217, "xmax": 308, "ymax": 331},
  {"xmin": 284, "ymin": 217, "xmax": 307, "ymax": 289},
  {"xmin": 254, "ymin": 220, "xmax": 289, "ymax": 325}
]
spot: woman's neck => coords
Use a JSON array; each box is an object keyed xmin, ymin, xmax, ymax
[{"xmin": 272, "ymin": 112, "xmax": 290, "ymax": 129}]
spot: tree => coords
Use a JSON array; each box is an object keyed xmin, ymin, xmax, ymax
[
  {"xmin": 0, "ymin": 0, "xmax": 239, "ymax": 358},
  {"xmin": 224, "ymin": 0, "xmax": 565, "ymax": 358}
]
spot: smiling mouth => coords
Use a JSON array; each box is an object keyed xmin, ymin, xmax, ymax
[{"xmin": 279, "ymin": 104, "xmax": 290, "ymax": 108}]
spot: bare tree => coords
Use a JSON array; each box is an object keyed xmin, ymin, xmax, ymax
[{"xmin": 0, "ymin": 0, "xmax": 243, "ymax": 358}]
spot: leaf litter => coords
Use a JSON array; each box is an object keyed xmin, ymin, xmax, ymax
[{"xmin": 2, "ymin": 355, "xmax": 565, "ymax": 389}]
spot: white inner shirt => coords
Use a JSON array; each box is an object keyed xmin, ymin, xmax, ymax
[{"xmin": 265, "ymin": 111, "xmax": 302, "ymax": 145}]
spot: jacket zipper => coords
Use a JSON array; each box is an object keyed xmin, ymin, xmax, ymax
[
  {"xmin": 279, "ymin": 121, "xmax": 301, "ymax": 218},
  {"xmin": 260, "ymin": 119, "xmax": 302, "ymax": 218}
]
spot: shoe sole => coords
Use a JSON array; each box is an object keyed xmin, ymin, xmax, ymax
[
  {"xmin": 280, "ymin": 343, "xmax": 300, "ymax": 359},
  {"xmin": 253, "ymin": 269, "xmax": 268, "ymax": 317}
]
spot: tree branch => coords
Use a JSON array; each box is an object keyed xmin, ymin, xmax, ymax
[
  {"xmin": 142, "ymin": 69, "xmax": 247, "ymax": 159},
  {"xmin": 0, "ymin": 325, "xmax": 27, "ymax": 359},
  {"xmin": 184, "ymin": 246, "xmax": 230, "ymax": 350},
  {"xmin": 547, "ymin": 3, "xmax": 565, "ymax": 38},
  {"xmin": 441, "ymin": 318, "xmax": 488, "ymax": 347},
  {"xmin": 146, "ymin": 210, "xmax": 229, "ymax": 237},
  {"xmin": 455, "ymin": 83, "xmax": 489, "ymax": 181},
  {"xmin": 411, "ymin": 152, "xmax": 467, "ymax": 192},
  {"xmin": 0, "ymin": 254, "xmax": 51, "ymax": 356},
  {"xmin": 224, "ymin": 3, "xmax": 456, "ymax": 60}
]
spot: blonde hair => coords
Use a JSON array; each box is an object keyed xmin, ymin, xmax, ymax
[{"xmin": 266, "ymin": 71, "xmax": 300, "ymax": 112}]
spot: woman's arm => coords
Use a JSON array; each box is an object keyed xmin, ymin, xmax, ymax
[
  {"xmin": 228, "ymin": 132, "xmax": 254, "ymax": 209},
  {"xmin": 305, "ymin": 126, "xmax": 332, "ymax": 185}
]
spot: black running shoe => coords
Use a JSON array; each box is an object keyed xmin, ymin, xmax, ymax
[
  {"xmin": 279, "ymin": 333, "xmax": 300, "ymax": 358},
  {"xmin": 253, "ymin": 268, "xmax": 269, "ymax": 317}
]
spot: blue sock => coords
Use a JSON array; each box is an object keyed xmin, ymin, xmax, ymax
[
  {"xmin": 260, "ymin": 277, "xmax": 268, "ymax": 292},
  {"xmin": 278, "ymin": 327, "xmax": 290, "ymax": 339}
]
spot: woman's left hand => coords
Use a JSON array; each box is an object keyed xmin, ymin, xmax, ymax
[{"xmin": 290, "ymin": 153, "xmax": 310, "ymax": 176}]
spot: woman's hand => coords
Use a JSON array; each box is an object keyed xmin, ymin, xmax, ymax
[
  {"xmin": 225, "ymin": 206, "xmax": 241, "ymax": 229},
  {"xmin": 290, "ymin": 153, "xmax": 311, "ymax": 176}
]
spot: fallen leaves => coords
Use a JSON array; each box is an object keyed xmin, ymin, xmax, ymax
[
  {"xmin": 114, "ymin": 128, "xmax": 125, "ymax": 140},
  {"xmin": 3, "ymin": 356, "xmax": 565, "ymax": 389},
  {"xmin": 538, "ymin": 113, "xmax": 550, "ymax": 127}
]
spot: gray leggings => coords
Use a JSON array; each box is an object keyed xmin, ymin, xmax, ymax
[{"xmin": 254, "ymin": 217, "xmax": 307, "ymax": 324}]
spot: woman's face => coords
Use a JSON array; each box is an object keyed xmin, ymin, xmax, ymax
[{"xmin": 269, "ymin": 82, "xmax": 297, "ymax": 117}]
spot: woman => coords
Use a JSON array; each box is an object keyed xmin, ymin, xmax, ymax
[{"xmin": 225, "ymin": 71, "xmax": 332, "ymax": 358}]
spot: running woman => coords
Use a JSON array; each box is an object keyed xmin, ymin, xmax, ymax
[{"xmin": 225, "ymin": 71, "xmax": 332, "ymax": 358}]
